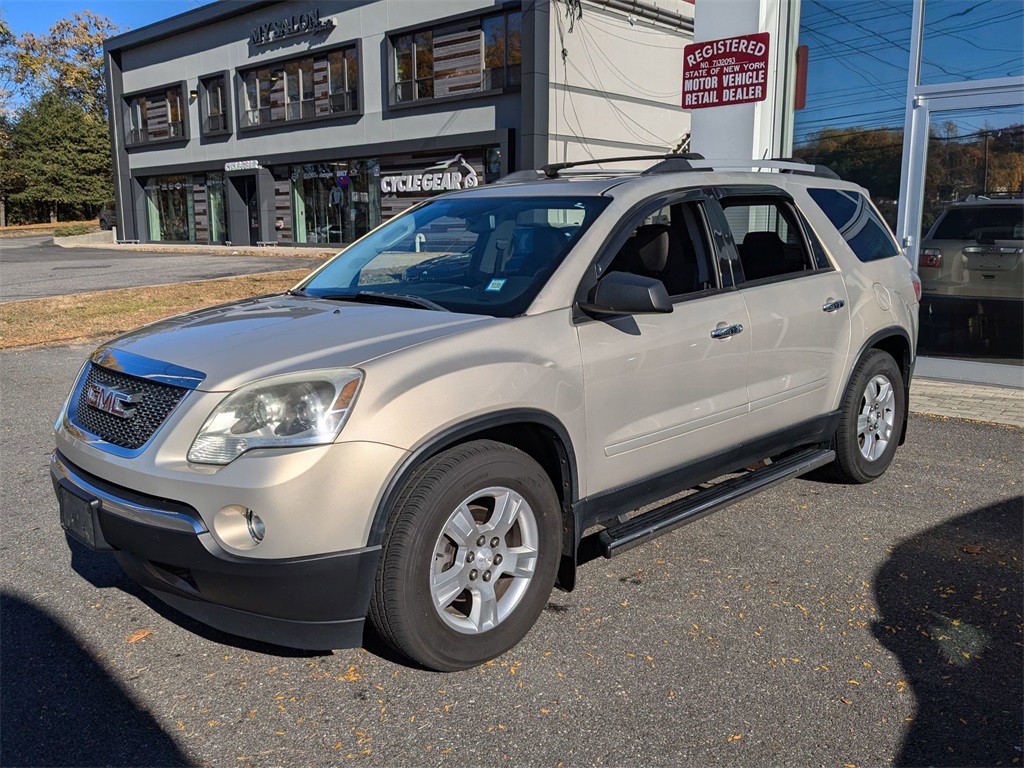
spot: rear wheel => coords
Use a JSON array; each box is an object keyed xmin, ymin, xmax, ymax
[
  {"xmin": 824, "ymin": 349, "xmax": 905, "ymax": 484},
  {"xmin": 369, "ymin": 440, "xmax": 561, "ymax": 671}
]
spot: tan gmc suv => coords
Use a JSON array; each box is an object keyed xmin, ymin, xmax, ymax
[{"xmin": 52, "ymin": 156, "xmax": 920, "ymax": 671}]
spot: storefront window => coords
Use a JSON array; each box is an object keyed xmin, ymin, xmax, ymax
[
  {"xmin": 242, "ymin": 45, "xmax": 359, "ymax": 128},
  {"xmin": 287, "ymin": 161, "xmax": 381, "ymax": 245},
  {"xmin": 144, "ymin": 173, "xmax": 227, "ymax": 244},
  {"xmin": 145, "ymin": 176, "xmax": 194, "ymax": 242}
]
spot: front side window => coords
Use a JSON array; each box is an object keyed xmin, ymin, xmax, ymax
[
  {"xmin": 242, "ymin": 45, "xmax": 359, "ymax": 128},
  {"xmin": 808, "ymin": 188, "xmax": 900, "ymax": 263},
  {"xmin": 605, "ymin": 201, "xmax": 717, "ymax": 297},
  {"xmin": 721, "ymin": 197, "xmax": 816, "ymax": 282},
  {"xmin": 124, "ymin": 85, "xmax": 186, "ymax": 145},
  {"xmin": 299, "ymin": 196, "xmax": 609, "ymax": 317}
]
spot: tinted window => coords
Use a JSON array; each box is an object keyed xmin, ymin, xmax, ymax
[
  {"xmin": 808, "ymin": 188, "xmax": 899, "ymax": 262},
  {"xmin": 931, "ymin": 206, "xmax": 1024, "ymax": 241},
  {"xmin": 301, "ymin": 196, "xmax": 608, "ymax": 317}
]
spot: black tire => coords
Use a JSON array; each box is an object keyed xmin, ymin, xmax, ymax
[
  {"xmin": 822, "ymin": 349, "xmax": 905, "ymax": 484},
  {"xmin": 369, "ymin": 440, "xmax": 561, "ymax": 671}
]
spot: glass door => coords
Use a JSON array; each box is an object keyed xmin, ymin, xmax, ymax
[{"xmin": 913, "ymin": 106, "xmax": 1023, "ymax": 365}]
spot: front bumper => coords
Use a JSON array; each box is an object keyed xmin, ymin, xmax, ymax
[{"xmin": 52, "ymin": 451, "xmax": 379, "ymax": 650}]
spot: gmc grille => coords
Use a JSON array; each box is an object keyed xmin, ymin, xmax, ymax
[{"xmin": 73, "ymin": 363, "xmax": 189, "ymax": 450}]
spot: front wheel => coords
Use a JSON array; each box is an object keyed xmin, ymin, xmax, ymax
[
  {"xmin": 369, "ymin": 440, "xmax": 562, "ymax": 671},
  {"xmin": 824, "ymin": 349, "xmax": 905, "ymax": 484}
]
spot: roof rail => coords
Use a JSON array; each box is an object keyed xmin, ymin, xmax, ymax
[
  {"xmin": 498, "ymin": 155, "xmax": 841, "ymax": 184},
  {"xmin": 540, "ymin": 154, "xmax": 706, "ymax": 179},
  {"xmin": 768, "ymin": 157, "xmax": 840, "ymax": 180}
]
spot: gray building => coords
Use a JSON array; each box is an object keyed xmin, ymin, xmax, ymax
[{"xmin": 104, "ymin": 0, "xmax": 694, "ymax": 247}]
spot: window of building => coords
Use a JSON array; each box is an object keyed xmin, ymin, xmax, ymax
[
  {"xmin": 390, "ymin": 9, "xmax": 522, "ymax": 105},
  {"xmin": 271, "ymin": 161, "xmax": 382, "ymax": 246},
  {"xmin": 124, "ymin": 84, "xmax": 186, "ymax": 146},
  {"xmin": 242, "ymin": 44, "xmax": 360, "ymax": 129},
  {"xmin": 144, "ymin": 173, "xmax": 226, "ymax": 243},
  {"xmin": 199, "ymin": 74, "xmax": 229, "ymax": 135}
]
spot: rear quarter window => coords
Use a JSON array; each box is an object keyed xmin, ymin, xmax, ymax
[{"xmin": 807, "ymin": 188, "xmax": 899, "ymax": 263}]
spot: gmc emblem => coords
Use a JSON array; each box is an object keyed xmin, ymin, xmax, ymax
[{"xmin": 85, "ymin": 383, "xmax": 142, "ymax": 419}]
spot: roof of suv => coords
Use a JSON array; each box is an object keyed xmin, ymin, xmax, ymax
[
  {"xmin": 460, "ymin": 155, "xmax": 856, "ymax": 199},
  {"xmin": 940, "ymin": 196, "xmax": 1024, "ymax": 208}
]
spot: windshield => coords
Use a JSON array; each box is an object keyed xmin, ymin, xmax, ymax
[
  {"xmin": 931, "ymin": 204, "xmax": 1024, "ymax": 241},
  {"xmin": 299, "ymin": 195, "xmax": 609, "ymax": 317}
]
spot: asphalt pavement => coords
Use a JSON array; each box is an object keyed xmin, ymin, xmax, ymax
[
  {"xmin": 0, "ymin": 236, "xmax": 326, "ymax": 302},
  {"xmin": 1, "ymin": 342, "xmax": 1020, "ymax": 768}
]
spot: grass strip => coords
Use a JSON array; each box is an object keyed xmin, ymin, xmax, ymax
[{"xmin": 0, "ymin": 270, "xmax": 308, "ymax": 350}]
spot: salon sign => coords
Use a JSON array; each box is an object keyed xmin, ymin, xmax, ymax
[{"xmin": 380, "ymin": 154, "xmax": 479, "ymax": 195}]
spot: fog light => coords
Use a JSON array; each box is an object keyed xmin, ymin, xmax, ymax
[
  {"xmin": 246, "ymin": 509, "xmax": 265, "ymax": 542},
  {"xmin": 213, "ymin": 504, "xmax": 265, "ymax": 550}
]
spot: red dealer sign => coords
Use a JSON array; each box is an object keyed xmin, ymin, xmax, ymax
[{"xmin": 682, "ymin": 32, "xmax": 771, "ymax": 109}]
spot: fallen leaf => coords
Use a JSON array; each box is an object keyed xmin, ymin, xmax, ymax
[
  {"xmin": 963, "ymin": 545, "xmax": 983, "ymax": 555},
  {"xmin": 125, "ymin": 629, "xmax": 153, "ymax": 643}
]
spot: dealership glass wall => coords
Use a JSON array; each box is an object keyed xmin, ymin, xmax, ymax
[{"xmin": 795, "ymin": 0, "xmax": 1023, "ymax": 369}]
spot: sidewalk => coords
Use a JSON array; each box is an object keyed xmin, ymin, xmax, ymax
[{"xmin": 910, "ymin": 378, "xmax": 1024, "ymax": 428}]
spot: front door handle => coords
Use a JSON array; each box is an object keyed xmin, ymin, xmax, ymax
[
  {"xmin": 822, "ymin": 298, "xmax": 846, "ymax": 313},
  {"xmin": 710, "ymin": 323, "xmax": 744, "ymax": 339}
]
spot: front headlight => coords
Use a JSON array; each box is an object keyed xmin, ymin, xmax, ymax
[{"xmin": 188, "ymin": 369, "xmax": 363, "ymax": 465}]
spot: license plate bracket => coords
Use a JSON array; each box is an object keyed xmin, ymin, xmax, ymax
[{"xmin": 58, "ymin": 481, "xmax": 112, "ymax": 551}]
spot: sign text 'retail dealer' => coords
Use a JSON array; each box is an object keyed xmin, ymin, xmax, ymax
[{"xmin": 682, "ymin": 32, "xmax": 771, "ymax": 109}]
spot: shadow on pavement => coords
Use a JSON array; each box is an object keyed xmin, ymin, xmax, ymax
[
  {"xmin": 872, "ymin": 498, "xmax": 1023, "ymax": 767},
  {"xmin": 0, "ymin": 591, "xmax": 191, "ymax": 767},
  {"xmin": 65, "ymin": 536, "xmax": 324, "ymax": 659}
]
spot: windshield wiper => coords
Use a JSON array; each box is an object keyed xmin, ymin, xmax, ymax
[{"xmin": 319, "ymin": 291, "xmax": 450, "ymax": 312}]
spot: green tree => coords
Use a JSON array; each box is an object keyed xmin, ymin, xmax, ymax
[
  {"xmin": 6, "ymin": 11, "xmax": 118, "ymax": 118},
  {"xmin": 9, "ymin": 92, "xmax": 111, "ymax": 222}
]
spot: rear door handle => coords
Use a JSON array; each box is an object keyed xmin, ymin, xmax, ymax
[
  {"xmin": 822, "ymin": 298, "xmax": 846, "ymax": 313},
  {"xmin": 710, "ymin": 323, "xmax": 744, "ymax": 339}
]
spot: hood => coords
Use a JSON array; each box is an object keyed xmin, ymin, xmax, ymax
[{"xmin": 104, "ymin": 294, "xmax": 494, "ymax": 391}]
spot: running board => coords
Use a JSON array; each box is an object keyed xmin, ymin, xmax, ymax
[{"xmin": 597, "ymin": 448, "xmax": 835, "ymax": 558}]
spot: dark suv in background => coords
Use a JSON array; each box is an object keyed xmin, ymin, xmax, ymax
[{"xmin": 98, "ymin": 201, "xmax": 117, "ymax": 231}]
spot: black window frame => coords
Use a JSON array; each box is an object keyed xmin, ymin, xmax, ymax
[
  {"xmin": 387, "ymin": 4, "xmax": 523, "ymax": 110},
  {"xmin": 122, "ymin": 81, "xmax": 190, "ymax": 148},
  {"xmin": 237, "ymin": 39, "xmax": 362, "ymax": 133},
  {"xmin": 198, "ymin": 71, "xmax": 232, "ymax": 138}
]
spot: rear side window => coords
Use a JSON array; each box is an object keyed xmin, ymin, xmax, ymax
[
  {"xmin": 930, "ymin": 205, "xmax": 1024, "ymax": 241},
  {"xmin": 808, "ymin": 188, "xmax": 899, "ymax": 262},
  {"xmin": 720, "ymin": 198, "xmax": 815, "ymax": 282}
]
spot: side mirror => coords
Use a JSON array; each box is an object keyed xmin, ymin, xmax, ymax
[{"xmin": 579, "ymin": 271, "xmax": 673, "ymax": 316}]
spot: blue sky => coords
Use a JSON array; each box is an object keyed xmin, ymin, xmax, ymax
[
  {"xmin": 0, "ymin": 0, "xmax": 216, "ymax": 36},
  {"xmin": 3, "ymin": 0, "xmax": 1021, "ymax": 142}
]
